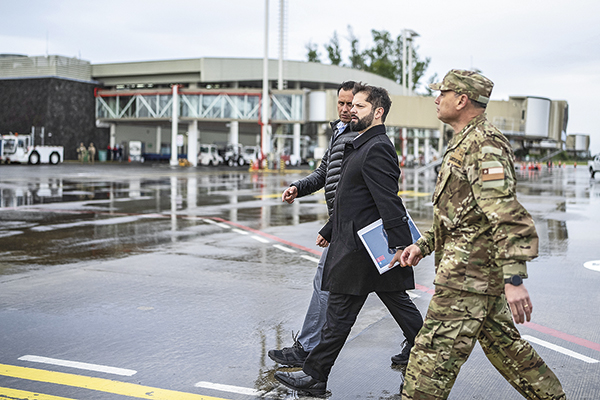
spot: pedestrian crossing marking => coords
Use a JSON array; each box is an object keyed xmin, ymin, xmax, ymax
[
  {"xmin": 522, "ymin": 335, "xmax": 599, "ymax": 364},
  {"xmin": 19, "ymin": 355, "xmax": 137, "ymax": 376},
  {"xmin": 194, "ymin": 381, "xmax": 264, "ymax": 396},
  {"xmin": 0, "ymin": 363, "xmax": 229, "ymax": 400},
  {"xmin": 273, "ymin": 244, "xmax": 296, "ymax": 253},
  {"xmin": 251, "ymin": 235, "xmax": 270, "ymax": 243},
  {"xmin": 301, "ymin": 255, "xmax": 320, "ymax": 263}
]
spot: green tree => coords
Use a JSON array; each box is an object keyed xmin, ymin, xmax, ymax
[
  {"xmin": 409, "ymin": 49, "xmax": 431, "ymax": 92},
  {"xmin": 363, "ymin": 29, "xmax": 396, "ymax": 81},
  {"xmin": 325, "ymin": 31, "xmax": 342, "ymax": 66},
  {"xmin": 346, "ymin": 26, "xmax": 365, "ymax": 70},
  {"xmin": 306, "ymin": 41, "xmax": 321, "ymax": 63},
  {"xmin": 424, "ymin": 73, "xmax": 439, "ymax": 96},
  {"xmin": 330, "ymin": 27, "xmax": 433, "ymax": 93}
]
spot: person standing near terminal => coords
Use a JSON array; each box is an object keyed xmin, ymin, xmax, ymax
[
  {"xmin": 397, "ymin": 70, "xmax": 567, "ymax": 400},
  {"xmin": 77, "ymin": 142, "xmax": 87, "ymax": 164},
  {"xmin": 268, "ymin": 80, "xmax": 357, "ymax": 367},
  {"xmin": 274, "ymin": 84, "xmax": 423, "ymax": 396},
  {"xmin": 88, "ymin": 142, "xmax": 96, "ymax": 164}
]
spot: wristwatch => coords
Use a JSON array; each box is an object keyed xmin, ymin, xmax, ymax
[{"xmin": 504, "ymin": 275, "xmax": 523, "ymax": 286}]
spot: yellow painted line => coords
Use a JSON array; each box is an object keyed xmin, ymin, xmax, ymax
[
  {"xmin": 0, "ymin": 386, "xmax": 76, "ymax": 400},
  {"xmin": 0, "ymin": 364, "xmax": 229, "ymax": 400},
  {"xmin": 254, "ymin": 189, "xmax": 325, "ymax": 199},
  {"xmin": 254, "ymin": 190, "xmax": 429, "ymax": 199},
  {"xmin": 398, "ymin": 190, "xmax": 431, "ymax": 197},
  {"xmin": 254, "ymin": 193, "xmax": 283, "ymax": 199}
]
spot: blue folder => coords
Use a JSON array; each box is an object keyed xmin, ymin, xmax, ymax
[{"xmin": 357, "ymin": 213, "xmax": 421, "ymax": 275}]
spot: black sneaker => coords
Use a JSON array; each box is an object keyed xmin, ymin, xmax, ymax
[
  {"xmin": 391, "ymin": 340, "xmax": 412, "ymax": 366},
  {"xmin": 268, "ymin": 332, "xmax": 309, "ymax": 367}
]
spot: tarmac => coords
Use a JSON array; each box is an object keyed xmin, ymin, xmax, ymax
[{"xmin": 0, "ymin": 162, "xmax": 599, "ymax": 399}]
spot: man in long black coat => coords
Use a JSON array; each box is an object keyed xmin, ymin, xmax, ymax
[{"xmin": 275, "ymin": 84, "xmax": 424, "ymax": 396}]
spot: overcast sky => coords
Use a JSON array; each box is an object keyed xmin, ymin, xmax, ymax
[{"xmin": 2, "ymin": 0, "xmax": 600, "ymax": 154}]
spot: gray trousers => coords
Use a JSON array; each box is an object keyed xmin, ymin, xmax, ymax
[{"xmin": 297, "ymin": 246, "xmax": 329, "ymax": 352}]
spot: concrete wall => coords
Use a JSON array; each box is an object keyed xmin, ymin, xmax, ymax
[
  {"xmin": 0, "ymin": 77, "xmax": 108, "ymax": 160},
  {"xmin": 387, "ymin": 95, "xmax": 440, "ymax": 129}
]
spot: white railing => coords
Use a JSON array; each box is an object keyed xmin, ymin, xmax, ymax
[{"xmin": 95, "ymin": 89, "xmax": 304, "ymax": 122}]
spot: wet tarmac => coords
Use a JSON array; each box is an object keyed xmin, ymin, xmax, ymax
[{"xmin": 0, "ymin": 162, "xmax": 599, "ymax": 399}]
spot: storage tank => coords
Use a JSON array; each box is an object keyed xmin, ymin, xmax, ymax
[
  {"xmin": 574, "ymin": 134, "xmax": 589, "ymax": 151},
  {"xmin": 308, "ymin": 91, "xmax": 326, "ymax": 122},
  {"xmin": 525, "ymin": 97, "xmax": 551, "ymax": 137}
]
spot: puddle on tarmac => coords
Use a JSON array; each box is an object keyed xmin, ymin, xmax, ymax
[
  {"xmin": 1, "ymin": 165, "xmax": 598, "ymax": 275},
  {"xmin": 0, "ymin": 170, "xmax": 331, "ymax": 272}
]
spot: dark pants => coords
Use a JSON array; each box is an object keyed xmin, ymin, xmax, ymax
[{"xmin": 303, "ymin": 290, "xmax": 423, "ymax": 382}]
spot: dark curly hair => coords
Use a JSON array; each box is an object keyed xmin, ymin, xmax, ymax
[{"xmin": 352, "ymin": 83, "xmax": 392, "ymax": 122}]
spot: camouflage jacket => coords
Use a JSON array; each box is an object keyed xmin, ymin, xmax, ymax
[{"xmin": 416, "ymin": 114, "xmax": 538, "ymax": 296}]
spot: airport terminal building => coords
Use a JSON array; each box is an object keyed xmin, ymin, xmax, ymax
[{"xmin": 0, "ymin": 54, "xmax": 571, "ymax": 164}]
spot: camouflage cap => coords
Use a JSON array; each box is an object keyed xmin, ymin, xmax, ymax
[{"xmin": 429, "ymin": 69, "xmax": 494, "ymax": 104}]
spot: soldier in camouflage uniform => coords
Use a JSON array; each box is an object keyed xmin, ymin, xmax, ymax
[{"xmin": 396, "ymin": 70, "xmax": 567, "ymax": 400}]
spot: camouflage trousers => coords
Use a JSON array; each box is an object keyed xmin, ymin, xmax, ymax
[{"xmin": 402, "ymin": 286, "xmax": 566, "ymax": 400}]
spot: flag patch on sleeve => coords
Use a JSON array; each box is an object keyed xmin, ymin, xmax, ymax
[{"xmin": 481, "ymin": 166, "xmax": 504, "ymax": 181}]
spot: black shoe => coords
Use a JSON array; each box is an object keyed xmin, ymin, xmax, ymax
[
  {"xmin": 268, "ymin": 332, "xmax": 309, "ymax": 367},
  {"xmin": 274, "ymin": 370, "xmax": 327, "ymax": 397},
  {"xmin": 391, "ymin": 340, "xmax": 412, "ymax": 366}
]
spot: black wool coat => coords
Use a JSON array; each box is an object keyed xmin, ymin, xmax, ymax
[{"xmin": 319, "ymin": 124, "xmax": 415, "ymax": 295}]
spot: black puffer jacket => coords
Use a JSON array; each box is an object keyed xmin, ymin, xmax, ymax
[{"xmin": 291, "ymin": 120, "xmax": 357, "ymax": 216}]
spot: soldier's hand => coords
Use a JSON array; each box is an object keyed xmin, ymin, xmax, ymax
[
  {"xmin": 400, "ymin": 244, "xmax": 423, "ymax": 267},
  {"xmin": 505, "ymin": 283, "xmax": 533, "ymax": 324},
  {"xmin": 316, "ymin": 234, "xmax": 329, "ymax": 248},
  {"xmin": 282, "ymin": 186, "xmax": 298, "ymax": 203}
]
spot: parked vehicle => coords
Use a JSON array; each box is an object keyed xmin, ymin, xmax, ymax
[
  {"xmin": 223, "ymin": 143, "xmax": 245, "ymax": 166},
  {"xmin": 129, "ymin": 141, "xmax": 144, "ymax": 162},
  {"xmin": 589, "ymin": 155, "xmax": 600, "ymax": 178},
  {"xmin": 198, "ymin": 144, "xmax": 223, "ymax": 166},
  {"xmin": 1, "ymin": 134, "xmax": 63, "ymax": 164},
  {"xmin": 242, "ymin": 145, "xmax": 260, "ymax": 166}
]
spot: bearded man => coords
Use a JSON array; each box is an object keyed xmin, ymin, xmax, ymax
[{"xmin": 274, "ymin": 83, "xmax": 423, "ymax": 396}]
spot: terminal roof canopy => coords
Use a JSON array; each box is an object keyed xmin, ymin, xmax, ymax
[{"xmin": 91, "ymin": 57, "xmax": 406, "ymax": 93}]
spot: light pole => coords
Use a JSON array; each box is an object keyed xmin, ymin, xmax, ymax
[
  {"xmin": 402, "ymin": 29, "xmax": 419, "ymax": 96},
  {"xmin": 261, "ymin": 0, "xmax": 271, "ymax": 164},
  {"xmin": 170, "ymin": 84, "xmax": 179, "ymax": 166}
]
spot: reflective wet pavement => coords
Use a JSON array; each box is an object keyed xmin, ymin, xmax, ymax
[{"xmin": 0, "ymin": 163, "xmax": 599, "ymax": 399}]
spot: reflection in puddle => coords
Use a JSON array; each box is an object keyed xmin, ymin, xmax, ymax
[
  {"xmin": 544, "ymin": 219, "xmax": 569, "ymax": 255},
  {"xmin": 0, "ymin": 171, "xmax": 330, "ymax": 271},
  {"xmin": 0, "ymin": 167, "xmax": 597, "ymax": 275}
]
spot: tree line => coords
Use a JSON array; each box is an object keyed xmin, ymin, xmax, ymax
[{"xmin": 305, "ymin": 26, "xmax": 437, "ymax": 95}]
